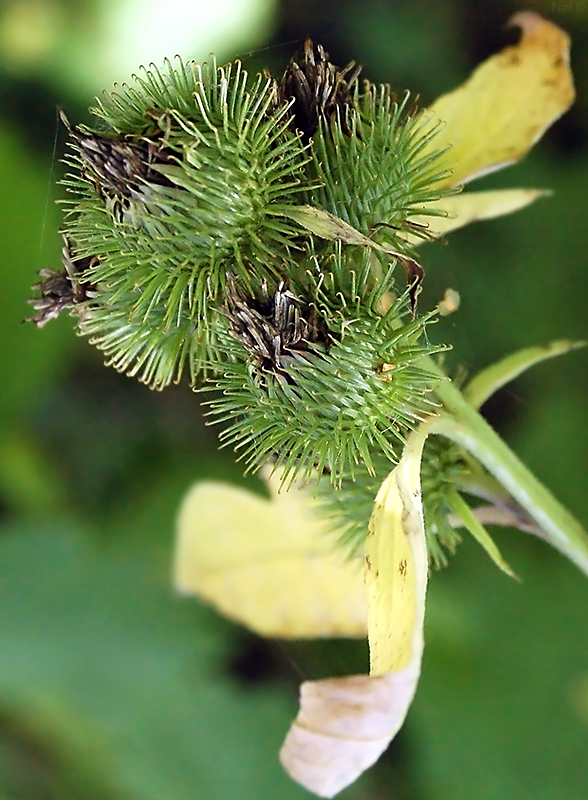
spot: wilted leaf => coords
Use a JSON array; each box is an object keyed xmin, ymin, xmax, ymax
[
  {"xmin": 425, "ymin": 12, "xmax": 575, "ymax": 186},
  {"xmin": 277, "ymin": 205, "xmax": 377, "ymax": 246},
  {"xmin": 365, "ymin": 447, "xmax": 428, "ymax": 676},
  {"xmin": 174, "ymin": 470, "xmax": 367, "ymax": 638},
  {"xmin": 279, "ymin": 671, "xmax": 421, "ymax": 798},
  {"xmin": 280, "ymin": 432, "xmax": 429, "ymax": 797},
  {"xmin": 279, "ymin": 205, "xmax": 424, "ymax": 313}
]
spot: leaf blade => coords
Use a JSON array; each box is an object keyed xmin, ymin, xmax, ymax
[
  {"xmin": 424, "ymin": 12, "xmax": 575, "ymax": 187},
  {"xmin": 280, "ymin": 431, "xmax": 430, "ymax": 796},
  {"xmin": 174, "ymin": 469, "xmax": 367, "ymax": 638},
  {"xmin": 464, "ymin": 340, "xmax": 586, "ymax": 410}
]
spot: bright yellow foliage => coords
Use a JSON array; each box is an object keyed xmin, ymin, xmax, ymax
[{"xmin": 405, "ymin": 188, "xmax": 549, "ymax": 244}]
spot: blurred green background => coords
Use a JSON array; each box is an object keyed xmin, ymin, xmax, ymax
[{"xmin": 1, "ymin": 0, "xmax": 587, "ymax": 798}]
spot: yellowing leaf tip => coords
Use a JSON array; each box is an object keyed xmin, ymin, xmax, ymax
[{"xmin": 425, "ymin": 12, "xmax": 575, "ymax": 187}]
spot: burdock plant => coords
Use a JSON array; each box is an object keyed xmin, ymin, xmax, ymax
[{"xmin": 30, "ymin": 12, "xmax": 588, "ymax": 798}]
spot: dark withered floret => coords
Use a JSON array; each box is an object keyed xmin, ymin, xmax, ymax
[
  {"xmin": 27, "ymin": 236, "xmax": 98, "ymax": 327},
  {"xmin": 61, "ymin": 112, "xmax": 174, "ymax": 202},
  {"xmin": 222, "ymin": 275, "xmax": 331, "ymax": 382},
  {"xmin": 278, "ymin": 39, "xmax": 362, "ymax": 138}
]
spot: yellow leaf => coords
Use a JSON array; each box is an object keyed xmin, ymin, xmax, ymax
[
  {"xmin": 424, "ymin": 12, "xmax": 574, "ymax": 186},
  {"xmin": 280, "ymin": 431, "xmax": 429, "ymax": 797},
  {"xmin": 174, "ymin": 470, "xmax": 367, "ymax": 639},
  {"xmin": 404, "ymin": 188, "xmax": 549, "ymax": 244},
  {"xmin": 365, "ymin": 436, "xmax": 429, "ymax": 676}
]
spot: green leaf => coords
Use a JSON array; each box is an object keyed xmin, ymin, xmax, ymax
[
  {"xmin": 445, "ymin": 489, "xmax": 516, "ymax": 578},
  {"xmin": 463, "ymin": 340, "xmax": 586, "ymax": 410}
]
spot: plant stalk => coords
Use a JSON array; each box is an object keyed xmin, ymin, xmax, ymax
[{"xmin": 430, "ymin": 372, "xmax": 588, "ymax": 576}]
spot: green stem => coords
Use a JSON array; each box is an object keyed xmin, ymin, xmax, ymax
[{"xmin": 430, "ymin": 372, "xmax": 588, "ymax": 576}]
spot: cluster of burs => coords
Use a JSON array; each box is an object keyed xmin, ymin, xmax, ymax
[{"xmin": 29, "ymin": 41, "xmax": 451, "ymax": 489}]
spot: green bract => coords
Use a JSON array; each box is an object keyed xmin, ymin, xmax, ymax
[{"xmin": 306, "ymin": 88, "xmax": 452, "ymax": 244}]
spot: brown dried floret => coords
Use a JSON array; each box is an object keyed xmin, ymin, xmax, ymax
[
  {"xmin": 61, "ymin": 111, "xmax": 173, "ymax": 202},
  {"xmin": 27, "ymin": 236, "xmax": 98, "ymax": 327},
  {"xmin": 278, "ymin": 39, "xmax": 362, "ymax": 138},
  {"xmin": 222, "ymin": 274, "xmax": 331, "ymax": 381}
]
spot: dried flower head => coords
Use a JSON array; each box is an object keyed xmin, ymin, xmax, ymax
[
  {"xmin": 27, "ymin": 236, "xmax": 97, "ymax": 327},
  {"xmin": 222, "ymin": 274, "xmax": 330, "ymax": 381},
  {"xmin": 278, "ymin": 38, "xmax": 362, "ymax": 138}
]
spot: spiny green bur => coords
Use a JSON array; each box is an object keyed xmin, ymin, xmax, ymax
[
  {"xmin": 42, "ymin": 43, "xmax": 588, "ymax": 585},
  {"xmin": 61, "ymin": 57, "xmax": 316, "ymax": 387},
  {"xmin": 59, "ymin": 52, "xmax": 452, "ymax": 490}
]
